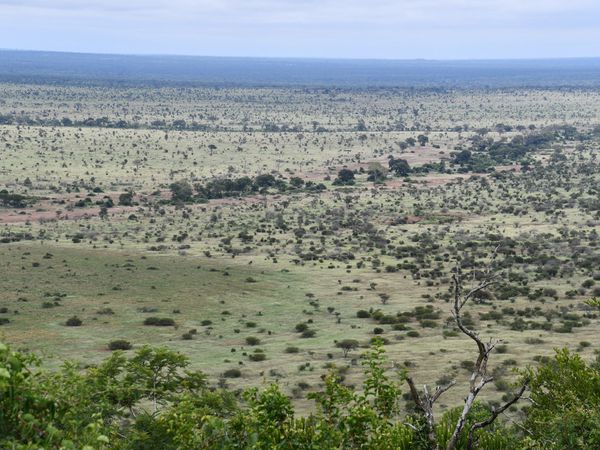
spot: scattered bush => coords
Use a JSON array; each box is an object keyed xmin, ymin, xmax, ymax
[
  {"xmin": 246, "ymin": 336, "xmax": 261, "ymax": 346},
  {"xmin": 108, "ymin": 340, "xmax": 132, "ymax": 351},
  {"xmin": 143, "ymin": 317, "xmax": 175, "ymax": 326},
  {"xmin": 223, "ymin": 368, "xmax": 242, "ymax": 378},
  {"xmin": 65, "ymin": 316, "xmax": 82, "ymax": 327}
]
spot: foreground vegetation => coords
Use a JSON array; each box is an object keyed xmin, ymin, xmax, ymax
[{"xmin": 1, "ymin": 338, "xmax": 598, "ymax": 449}]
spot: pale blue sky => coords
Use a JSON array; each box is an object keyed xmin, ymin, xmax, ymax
[{"xmin": 1, "ymin": 0, "xmax": 599, "ymax": 59}]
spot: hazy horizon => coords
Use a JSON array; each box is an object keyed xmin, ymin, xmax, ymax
[
  {"xmin": 2, "ymin": 49, "xmax": 600, "ymax": 88},
  {"xmin": 3, "ymin": 47, "xmax": 600, "ymax": 62}
]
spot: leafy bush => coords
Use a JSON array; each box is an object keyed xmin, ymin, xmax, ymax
[
  {"xmin": 245, "ymin": 336, "xmax": 261, "ymax": 346},
  {"xmin": 300, "ymin": 329, "xmax": 316, "ymax": 338},
  {"xmin": 65, "ymin": 316, "xmax": 82, "ymax": 327},
  {"xmin": 223, "ymin": 368, "xmax": 242, "ymax": 378},
  {"xmin": 108, "ymin": 340, "xmax": 132, "ymax": 351},
  {"xmin": 249, "ymin": 350, "xmax": 267, "ymax": 362},
  {"xmin": 356, "ymin": 309, "xmax": 371, "ymax": 318},
  {"xmin": 143, "ymin": 317, "xmax": 175, "ymax": 326}
]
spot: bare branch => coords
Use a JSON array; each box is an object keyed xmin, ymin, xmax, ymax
[
  {"xmin": 406, "ymin": 377, "xmax": 423, "ymax": 410},
  {"xmin": 445, "ymin": 250, "xmax": 504, "ymax": 450},
  {"xmin": 408, "ymin": 247, "xmax": 511, "ymax": 450},
  {"xmin": 466, "ymin": 381, "xmax": 529, "ymax": 450},
  {"xmin": 406, "ymin": 377, "xmax": 454, "ymax": 450},
  {"xmin": 432, "ymin": 381, "xmax": 456, "ymax": 403}
]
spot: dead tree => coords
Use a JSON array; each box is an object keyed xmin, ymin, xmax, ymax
[{"xmin": 406, "ymin": 248, "xmax": 529, "ymax": 450}]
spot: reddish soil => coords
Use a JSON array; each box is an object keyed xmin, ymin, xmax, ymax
[{"xmin": 1, "ymin": 159, "xmax": 522, "ymax": 225}]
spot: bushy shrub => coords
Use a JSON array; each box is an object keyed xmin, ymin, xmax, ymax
[
  {"xmin": 300, "ymin": 329, "xmax": 316, "ymax": 338},
  {"xmin": 295, "ymin": 322, "xmax": 309, "ymax": 332},
  {"xmin": 108, "ymin": 340, "xmax": 132, "ymax": 351},
  {"xmin": 223, "ymin": 368, "xmax": 242, "ymax": 378},
  {"xmin": 143, "ymin": 317, "xmax": 175, "ymax": 326},
  {"xmin": 249, "ymin": 350, "xmax": 267, "ymax": 362},
  {"xmin": 356, "ymin": 310, "xmax": 371, "ymax": 318},
  {"xmin": 246, "ymin": 336, "xmax": 261, "ymax": 346},
  {"xmin": 65, "ymin": 316, "xmax": 82, "ymax": 327}
]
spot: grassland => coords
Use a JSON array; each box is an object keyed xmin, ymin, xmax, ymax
[{"xmin": 1, "ymin": 82, "xmax": 599, "ymax": 414}]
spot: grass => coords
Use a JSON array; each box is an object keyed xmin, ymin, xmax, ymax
[{"xmin": 0, "ymin": 82, "xmax": 599, "ymax": 414}]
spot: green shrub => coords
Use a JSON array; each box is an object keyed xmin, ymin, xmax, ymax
[
  {"xmin": 108, "ymin": 340, "xmax": 132, "ymax": 351},
  {"xmin": 300, "ymin": 329, "xmax": 316, "ymax": 338},
  {"xmin": 223, "ymin": 368, "xmax": 242, "ymax": 378},
  {"xmin": 249, "ymin": 350, "xmax": 267, "ymax": 362},
  {"xmin": 295, "ymin": 322, "xmax": 309, "ymax": 332},
  {"xmin": 143, "ymin": 317, "xmax": 175, "ymax": 326},
  {"xmin": 65, "ymin": 316, "xmax": 82, "ymax": 327},
  {"xmin": 246, "ymin": 336, "xmax": 261, "ymax": 346}
]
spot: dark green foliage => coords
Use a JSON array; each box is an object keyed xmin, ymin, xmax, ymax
[
  {"xmin": 169, "ymin": 180, "xmax": 193, "ymax": 202},
  {"xmin": 522, "ymin": 349, "xmax": 600, "ymax": 449},
  {"xmin": 300, "ymin": 329, "xmax": 316, "ymax": 338},
  {"xmin": 357, "ymin": 309, "xmax": 371, "ymax": 318},
  {"xmin": 118, "ymin": 191, "xmax": 134, "ymax": 206},
  {"xmin": 332, "ymin": 168, "xmax": 355, "ymax": 186},
  {"xmin": 0, "ymin": 341, "xmax": 596, "ymax": 449},
  {"xmin": 388, "ymin": 157, "xmax": 411, "ymax": 176},
  {"xmin": 65, "ymin": 316, "xmax": 82, "ymax": 327},
  {"xmin": 223, "ymin": 368, "xmax": 242, "ymax": 378},
  {"xmin": 245, "ymin": 336, "xmax": 261, "ymax": 346},
  {"xmin": 0, "ymin": 190, "xmax": 34, "ymax": 208},
  {"xmin": 108, "ymin": 339, "xmax": 132, "ymax": 351},
  {"xmin": 143, "ymin": 317, "xmax": 176, "ymax": 326},
  {"xmin": 336, "ymin": 339, "xmax": 359, "ymax": 357},
  {"xmin": 248, "ymin": 350, "xmax": 267, "ymax": 361}
]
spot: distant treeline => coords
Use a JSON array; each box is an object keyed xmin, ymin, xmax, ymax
[
  {"xmin": 2, "ymin": 50, "xmax": 600, "ymax": 88},
  {"xmin": 0, "ymin": 190, "xmax": 37, "ymax": 208},
  {"xmin": 0, "ymin": 114, "xmax": 218, "ymax": 132},
  {"xmin": 169, "ymin": 174, "xmax": 326, "ymax": 203}
]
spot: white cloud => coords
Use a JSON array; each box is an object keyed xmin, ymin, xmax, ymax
[{"xmin": 0, "ymin": 0, "xmax": 598, "ymax": 57}]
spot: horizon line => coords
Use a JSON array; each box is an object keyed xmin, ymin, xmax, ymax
[{"xmin": 2, "ymin": 47, "xmax": 599, "ymax": 63}]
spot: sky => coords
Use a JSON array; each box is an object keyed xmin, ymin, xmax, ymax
[{"xmin": 1, "ymin": 0, "xmax": 599, "ymax": 59}]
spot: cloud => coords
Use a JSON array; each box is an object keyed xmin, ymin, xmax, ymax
[
  {"xmin": 0, "ymin": 0, "xmax": 598, "ymax": 58},
  {"xmin": 2, "ymin": 0, "xmax": 598, "ymax": 23}
]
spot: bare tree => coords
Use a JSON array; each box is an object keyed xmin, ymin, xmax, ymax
[{"xmin": 406, "ymin": 248, "xmax": 529, "ymax": 450}]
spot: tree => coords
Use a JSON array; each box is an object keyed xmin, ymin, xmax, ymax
[
  {"xmin": 405, "ymin": 249, "xmax": 529, "ymax": 450},
  {"xmin": 356, "ymin": 119, "xmax": 368, "ymax": 131},
  {"xmin": 367, "ymin": 162, "xmax": 387, "ymax": 183},
  {"xmin": 254, "ymin": 173, "xmax": 276, "ymax": 188},
  {"xmin": 169, "ymin": 180, "xmax": 193, "ymax": 202},
  {"xmin": 289, "ymin": 176, "xmax": 304, "ymax": 188},
  {"xmin": 522, "ymin": 349, "xmax": 600, "ymax": 449},
  {"xmin": 417, "ymin": 134, "xmax": 429, "ymax": 146},
  {"xmin": 336, "ymin": 339, "xmax": 359, "ymax": 358},
  {"xmin": 453, "ymin": 149, "xmax": 472, "ymax": 165},
  {"xmin": 389, "ymin": 157, "xmax": 411, "ymax": 177},
  {"xmin": 333, "ymin": 169, "xmax": 355, "ymax": 186},
  {"xmin": 378, "ymin": 292, "xmax": 390, "ymax": 305},
  {"xmin": 118, "ymin": 191, "xmax": 134, "ymax": 206}
]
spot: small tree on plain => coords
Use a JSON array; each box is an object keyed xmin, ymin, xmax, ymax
[{"xmin": 336, "ymin": 339, "xmax": 359, "ymax": 358}]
